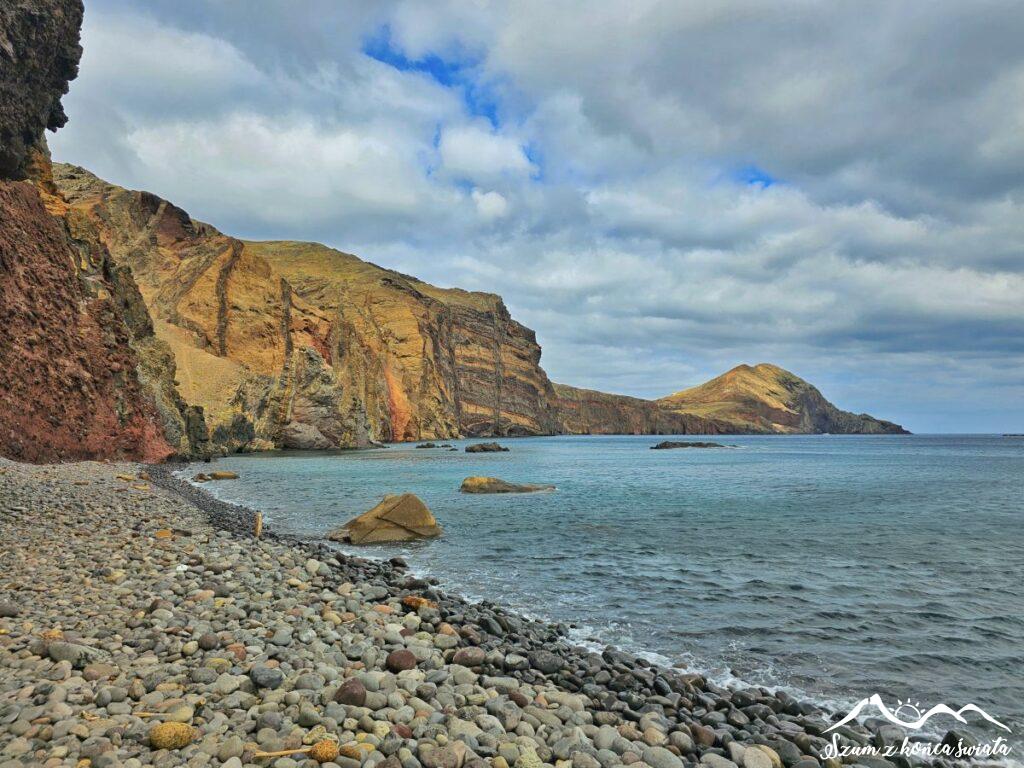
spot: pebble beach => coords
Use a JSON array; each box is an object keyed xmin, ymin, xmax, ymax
[{"xmin": 0, "ymin": 459, "xmax": 983, "ymax": 768}]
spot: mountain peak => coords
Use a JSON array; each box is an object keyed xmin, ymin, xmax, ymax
[{"xmin": 660, "ymin": 363, "xmax": 908, "ymax": 434}]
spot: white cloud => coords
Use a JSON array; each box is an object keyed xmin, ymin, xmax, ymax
[
  {"xmin": 46, "ymin": 0, "xmax": 1024, "ymax": 431},
  {"xmin": 471, "ymin": 189, "xmax": 509, "ymax": 219},
  {"xmin": 125, "ymin": 114, "xmax": 431, "ymax": 223},
  {"xmin": 439, "ymin": 124, "xmax": 533, "ymax": 181}
]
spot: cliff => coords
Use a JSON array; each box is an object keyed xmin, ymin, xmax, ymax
[
  {"xmin": 0, "ymin": 0, "xmax": 199, "ymax": 462},
  {"xmin": 51, "ymin": 166, "xmax": 562, "ymax": 451},
  {"xmin": 0, "ymin": 0, "xmax": 82, "ymax": 178},
  {"xmin": 0, "ymin": 3, "xmax": 903, "ymax": 462},
  {"xmin": 553, "ymin": 384, "xmax": 731, "ymax": 435},
  {"xmin": 658, "ymin": 363, "xmax": 909, "ymax": 434}
]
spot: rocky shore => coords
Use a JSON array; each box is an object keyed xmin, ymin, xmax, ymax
[{"xmin": 1, "ymin": 459, "xmax": 954, "ymax": 768}]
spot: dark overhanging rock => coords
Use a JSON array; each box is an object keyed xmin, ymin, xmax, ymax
[{"xmin": 0, "ymin": 0, "xmax": 84, "ymax": 179}]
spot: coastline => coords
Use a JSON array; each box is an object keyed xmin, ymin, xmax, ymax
[{"xmin": 0, "ymin": 458, "xmax": 981, "ymax": 768}]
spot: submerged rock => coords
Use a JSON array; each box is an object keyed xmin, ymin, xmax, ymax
[
  {"xmin": 650, "ymin": 441, "xmax": 727, "ymax": 449},
  {"xmin": 208, "ymin": 470, "xmax": 239, "ymax": 480},
  {"xmin": 460, "ymin": 476, "xmax": 555, "ymax": 494},
  {"xmin": 416, "ymin": 442, "xmax": 438, "ymax": 448},
  {"xmin": 327, "ymin": 493, "xmax": 442, "ymax": 544},
  {"xmin": 466, "ymin": 442, "xmax": 510, "ymax": 453}
]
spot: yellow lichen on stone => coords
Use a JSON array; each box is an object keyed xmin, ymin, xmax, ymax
[
  {"xmin": 309, "ymin": 740, "xmax": 340, "ymax": 763},
  {"xmin": 149, "ymin": 722, "xmax": 194, "ymax": 750},
  {"xmin": 339, "ymin": 743, "xmax": 368, "ymax": 760},
  {"xmin": 402, "ymin": 595, "xmax": 437, "ymax": 610}
]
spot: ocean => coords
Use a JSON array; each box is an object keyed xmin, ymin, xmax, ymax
[{"xmin": 180, "ymin": 434, "xmax": 1024, "ymax": 741}]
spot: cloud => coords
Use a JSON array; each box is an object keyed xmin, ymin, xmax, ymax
[
  {"xmin": 472, "ymin": 189, "xmax": 509, "ymax": 220},
  {"xmin": 439, "ymin": 123, "xmax": 533, "ymax": 181},
  {"xmin": 125, "ymin": 114, "xmax": 435, "ymax": 224},
  {"xmin": 47, "ymin": 0, "xmax": 1024, "ymax": 432}
]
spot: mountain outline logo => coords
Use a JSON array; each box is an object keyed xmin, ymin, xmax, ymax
[{"xmin": 826, "ymin": 694, "xmax": 1011, "ymax": 733}]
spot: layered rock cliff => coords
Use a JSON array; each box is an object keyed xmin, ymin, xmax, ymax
[
  {"xmin": 658, "ymin": 363, "xmax": 909, "ymax": 434},
  {"xmin": 1, "ymin": 113, "xmax": 904, "ymax": 460},
  {"xmin": 0, "ymin": 0, "xmax": 198, "ymax": 462},
  {"xmin": 0, "ymin": 0, "xmax": 909, "ymax": 464},
  {"xmin": 553, "ymin": 384, "xmax": 731, "ymax": 435},
  {"xmin": 52, "ymin": 166, "xmax": 562, "ymax": 451}
]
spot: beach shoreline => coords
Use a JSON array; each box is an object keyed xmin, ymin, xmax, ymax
[{"xmin": 0, "ymin": 458, "xmax": 990, "ymax": 768}]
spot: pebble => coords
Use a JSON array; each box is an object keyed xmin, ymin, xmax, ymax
[
  {"xmin": 743, "ymin": 748, "xmax": 774, "ymax": 768},
  {"xmin": 251, "ymin": 665, "xmax": 285, "ymax": 689},
  {"xmin": 0, "ymin": 458, "xmax": 879, "ymax": 768},
  {"xmin": 336, "ymin": 678, "xmax": 368, "ymax": 706},
  {"xmin": 385, "ymin": 650, "xmax": 417, "ymax": 672}
]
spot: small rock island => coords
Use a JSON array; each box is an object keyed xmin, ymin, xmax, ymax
[
  {"xmin": 460, "ymin": 477, "xmax": 556, "ymax": 494},
  {"xmin": 465, "ymin": 442, "xmax": 510, "ymax": 453},
  {"xmin": 650, "ymin": 441, "xmax": 728, "ymax": 450}
]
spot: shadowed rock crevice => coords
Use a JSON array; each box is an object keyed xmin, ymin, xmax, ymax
[{"xmin": 215, "ymin": 241, "xmax": 243, "ymax": 356}]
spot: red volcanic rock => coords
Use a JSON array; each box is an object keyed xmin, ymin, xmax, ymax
[
  {"xmin": 334, "ymin": 678, "xmax": 367, "ymax": 707},
  {"xmin": 385, "ymin": 649, "xmax": 417, "ymax": 672},
  {"xmin": 0, "ymin": 178, "xmax": 175, "ymax": 462},
  {"xmin": 0, "ymin": 1, "xmax": 203, "ymax": 463}
]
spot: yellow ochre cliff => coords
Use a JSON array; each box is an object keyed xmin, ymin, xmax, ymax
[
  {"xmin": 52, "ymin": 164, "xmax": 561, "ymax": 452},
  {"xmin": 42, "ymin": 165, "xmax": 906, "ymax": 457}
]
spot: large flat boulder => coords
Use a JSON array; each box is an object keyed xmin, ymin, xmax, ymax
[
  {"xmin": 327, "ymin": 494, "xmax": 441, "ymax": 544},
  {"xmin": 460, "ymin": 477, "xmax": 555, "ymax": 494}
]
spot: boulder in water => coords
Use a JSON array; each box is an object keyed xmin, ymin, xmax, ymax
[
  {"xmin": 465, "ymin": 442, "xmax": 509, "ymax": 453},
  {"xmin": 208, "ymin": 471, "xmax": 239, "ymax": 479},
  {"xmin": 327, "ymin": 493, "xmax": 441, "ymax": 544},
  {"xmin": 460, "ymin": 477, "xmax": 555, "ymax": 494},
  {"xmin": 650, "ymin": 441, "xmax": 726, "ymax": 450}
]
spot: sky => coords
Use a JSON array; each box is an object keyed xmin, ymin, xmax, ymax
[{"xmin": 49, "ymin": 0, "xmax": 1024, "ymax": 433}]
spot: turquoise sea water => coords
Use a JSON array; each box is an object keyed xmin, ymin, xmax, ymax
[{"xmin": 182, "ymin": 434, "xmax": 1024, "ymax": 740}]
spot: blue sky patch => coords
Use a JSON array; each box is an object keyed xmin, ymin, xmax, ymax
[
  {"xmin": 362, "ymin": 24, "xmax": 500, "ymax": 127},
  {"xmin": 734, "ymin": 164, "xmax": 778, "ymax": 188}
]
